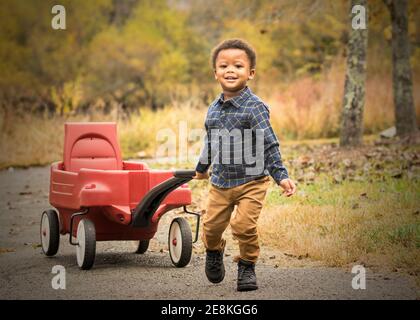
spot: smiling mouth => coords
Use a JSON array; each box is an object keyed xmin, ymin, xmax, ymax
[{"xmin": 225, "ymin": 77, "xmax": 237, "ymax": 81}]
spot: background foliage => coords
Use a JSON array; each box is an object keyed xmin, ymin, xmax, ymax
[{"xmin": 1, "ymin": 0, "xmax": 418, "ymax": 119}]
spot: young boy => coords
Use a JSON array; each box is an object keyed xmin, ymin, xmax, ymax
[{"xmin": 194, "ymin": 39, "xmax": 296, "ymax": 291}]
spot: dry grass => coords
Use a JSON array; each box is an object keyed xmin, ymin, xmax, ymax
[
  {"xmin": 268, "ymin": 66, "xmax": 344, "ymax": 139},
  {"xmin": 0, "ymin": 104, "xmax": 206, "ymax": 169},
  {"xmin": 0, "ymin": 113, "xmax": 67, "ymax": 168},
  {"xmin": 185, "ymin": 139, "xmax": 420, "ymax": 278},
  {"xmin": 268, "ymin": 63, "xmax": 420, "ymax": 140},
  {"xmin": 259, "ymin": 176, "xmax": 420, "ymax": 276},
  {"xmin": 1, "ymin": 106, "xmax": 418, "ymax": 279},
  {"xmin": 118, "ymin": 103, "xmax": 206, "ymax": 159},
  {"xmin": 1, "ymin": 61, "xmax": 419, "ymax": 169}
]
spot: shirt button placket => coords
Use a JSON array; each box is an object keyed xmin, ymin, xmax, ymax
[{"xmin": 220, "ymin": 104, "xmax": 226, "ymax": 128}]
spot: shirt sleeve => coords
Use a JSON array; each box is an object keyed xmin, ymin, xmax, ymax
[
  {"xmin": 250, "ymin": 103, "xmax": 289, "ymax": 184},
  {"xmin": 195, "ymin": 122, "xmax": 212, "ymax": 173}
]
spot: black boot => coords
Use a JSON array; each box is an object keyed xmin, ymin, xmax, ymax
[
  {"xmin": 205, "ymin": 250, "xmax": 225, "ymax": 283},
  {"xmin": 237, "ymin": 259, "xmax": 258, "ymax": 291}
]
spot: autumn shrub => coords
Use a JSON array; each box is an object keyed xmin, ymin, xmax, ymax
[{"xmin": 268, "ymin": 63, "xmax": 419, "ymax": 140}]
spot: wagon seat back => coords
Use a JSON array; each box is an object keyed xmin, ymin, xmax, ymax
[{"xmin": 63, "ymin": 122, "xmax": 123, "ymax": 172}]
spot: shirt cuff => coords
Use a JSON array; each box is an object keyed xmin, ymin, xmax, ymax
[
  {"xmin": 271, "ymin": 167, "xmax": 289, "ymax": 185},
  {"xmin": 195, "ymin": 162, "xmax": 210, "ymax": 174}
]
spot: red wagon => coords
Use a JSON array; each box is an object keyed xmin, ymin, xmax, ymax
[{"xmin": 40, "ymin": 122, "xmax": 200, "ymax": 269}]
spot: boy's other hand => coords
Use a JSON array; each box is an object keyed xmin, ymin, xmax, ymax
[
  {"xmin": 193, "ymin": 171, "xmax": 209, "ymax": 180},
  {"xmin": 279, "ymin": 178, "xmax": 296, "ymax": 197}
]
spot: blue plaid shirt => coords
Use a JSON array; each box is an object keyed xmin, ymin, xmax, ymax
[{"xmin": 195, "ymin": 86, "xmax": 289, "ymax": 188}]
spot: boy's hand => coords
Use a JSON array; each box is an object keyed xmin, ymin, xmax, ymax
[
  {"xmin": 279, "ymin": 178, "xmax": 296, "ymax": 197},
  {"xmin": 193, "ymin": 171, "xmax": 209, "ymax": 180}
]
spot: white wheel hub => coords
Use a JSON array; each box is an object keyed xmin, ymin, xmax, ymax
[
  {"xmin": 41, "ymin": 213, "xmax": 50, "ymax": 252},
  {"xmin": 76, "ymin": 220, "xmax": 86, "ymax": 267},
  {"xmin": 169, "ymin": 221, "xmax": 182, "ymax": 263}
]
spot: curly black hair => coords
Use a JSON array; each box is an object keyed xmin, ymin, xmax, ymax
[{"xmin": 211, "ymin": 39, "xmax": 256, "ymax": 69}]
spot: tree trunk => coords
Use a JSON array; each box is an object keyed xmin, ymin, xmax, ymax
[
  {"xmin": 384, "ymin": 0, "xmax": 417, "ymax": 136},
  {"xmin": 340, "ymin": 0, "xmax": 368, "ymax": 147}
]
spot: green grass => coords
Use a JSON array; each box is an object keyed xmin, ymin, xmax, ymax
[
  {"xmin": 266, "ymin": 175, "xmax": 420, "ymax": 208},
  {"xmin": 258, "ymin": 175, "xmax": 419, "ymax": 277}
]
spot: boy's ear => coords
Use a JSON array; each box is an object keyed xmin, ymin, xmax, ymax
[
  {"xmin": 214, "ymin": 69, "xmax": 218, "ymax": 80},
  {"xmin": 248, "ymin": 69, "xmax": 256, "ymax": 80}
]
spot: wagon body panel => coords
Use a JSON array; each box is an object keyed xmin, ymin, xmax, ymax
[
  {"xmin": 50, "ymin": 163, "xmax": 192, "ymax": 241},
  {"xmin": 47, "ymin": 122, "xmax": 194, "ymax": 246}
]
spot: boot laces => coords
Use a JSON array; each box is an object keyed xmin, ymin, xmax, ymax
[
  {"xmin": 238, "ymin": 262, "xmax": 255, "ymax": 279},
  {"xmin": 207, "ymin": 251, "xmax": 223, "ymax": 271}
]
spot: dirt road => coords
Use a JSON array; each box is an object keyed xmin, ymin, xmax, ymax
[{"xmin": 0, "ymin": 166, "xmax": 417, "ymax": 299}]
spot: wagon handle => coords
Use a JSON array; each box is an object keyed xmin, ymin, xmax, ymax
[
  {"xmin": 69, "ymin": 208, "xmax": 89, "ymax": 246},
  {"xmin": 183, "ymin": 206, "xmax": 201, "ymax": 243},
  {"xmin": 173, "ymin": 170, "xmax": 196, "ymax": 178},
  {"xmin": 131, "ymin": 170, "xmax": 196, "ymax": 228}
]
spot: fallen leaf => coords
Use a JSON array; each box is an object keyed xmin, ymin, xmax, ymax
[
  {"xmin": 402, "ymin": 152, "xmax": 413, "ymax": 161},
  {"xmin": 365, "ymin": 152, "xmax": 377, "ymax": 159},
  {"xmin": 374, "ymin": 162, "xmax": 384, "ymax": 170},
  {"xmin": 333, "ymin": 175, "xmax": 343, "ymax": 184},
  {"xmin": 411, "ymin": 159, "xmax": 420, "ymax": 166},
  {"xmin": 0, "ymin": 248, "xmax": 15, "ymax": 254},
  {"xmin": 342, "ymin": 159, "xmax": 352, "ymax": 168},
  {"xmin": 390, "ymin": 170, "xmax": 403, "ymax": 179},
  {"xmin": 298, "ymin": 155, "xmax": 313, "ymax": 167},
  {"xmin": 297, "ymin": 175, "xmax": 305, "ymax": 182},
  {"xmin": 298, "ymin": 253, "xmax": 309, "ymax": 260}
]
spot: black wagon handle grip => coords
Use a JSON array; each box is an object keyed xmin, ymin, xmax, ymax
[
  {"xmin": 132, "ymin": 169, "xmax": 196, "ymax": 228},
  {"xmin": 173, "ymin": 170, "xmax": 196, "ymax": 179}
]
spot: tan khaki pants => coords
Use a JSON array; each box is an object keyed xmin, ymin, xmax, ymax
[{"xmin": 201, "ymin": 176, "xmax": 270, "ymax": 263}]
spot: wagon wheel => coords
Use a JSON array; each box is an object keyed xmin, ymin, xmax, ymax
[
  {"xmin": 40, "ymin": 209, "xmax": 60, "ymax": 256},
  {"xmin": 76, "ymin": 219, "xmax": 96, "ymax": 270},
  {"xmin": 135, "ymin": 240, "xmax": 150, "ymax": 254},
  {"xmin": 168, "ymin": 217, "xmax": 192, "ymax": 268}
]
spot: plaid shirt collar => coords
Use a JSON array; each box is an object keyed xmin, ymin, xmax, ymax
[{"xmin": 217, "ymin": 86, "xmax": 252, "ymax": 108}]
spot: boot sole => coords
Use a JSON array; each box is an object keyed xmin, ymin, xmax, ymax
[
  {"xmin": 237, "ymin": 284, "xmax": 258, "ymax": 291},
  {"xmin": 206, "ymin": 268, "xmax": 225, "ymax": 284}
]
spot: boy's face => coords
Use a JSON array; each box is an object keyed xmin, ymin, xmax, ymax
[{"xmin": 214, "ymin": 49, "xmax": 255, "ymax": 96}]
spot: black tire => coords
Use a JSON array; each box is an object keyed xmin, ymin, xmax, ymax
[
  {"xmin": 76, "ymin": 219, "xmax": 96, "ymax": 270},
  {"xmin": 168, "ymin": 217, "xmax": 192, "ymax": 268},
  {"xmin": 135, "ymin": 240, "xmax": 150, "ymax": 254},
  {"xmin": 40, "ymin": 209, "xmax": 60, "ymax": 256}
]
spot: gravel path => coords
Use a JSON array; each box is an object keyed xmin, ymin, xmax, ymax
[{"xmin": 0, "ymin": 166, "xmax": 417, "ymax": 300}]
